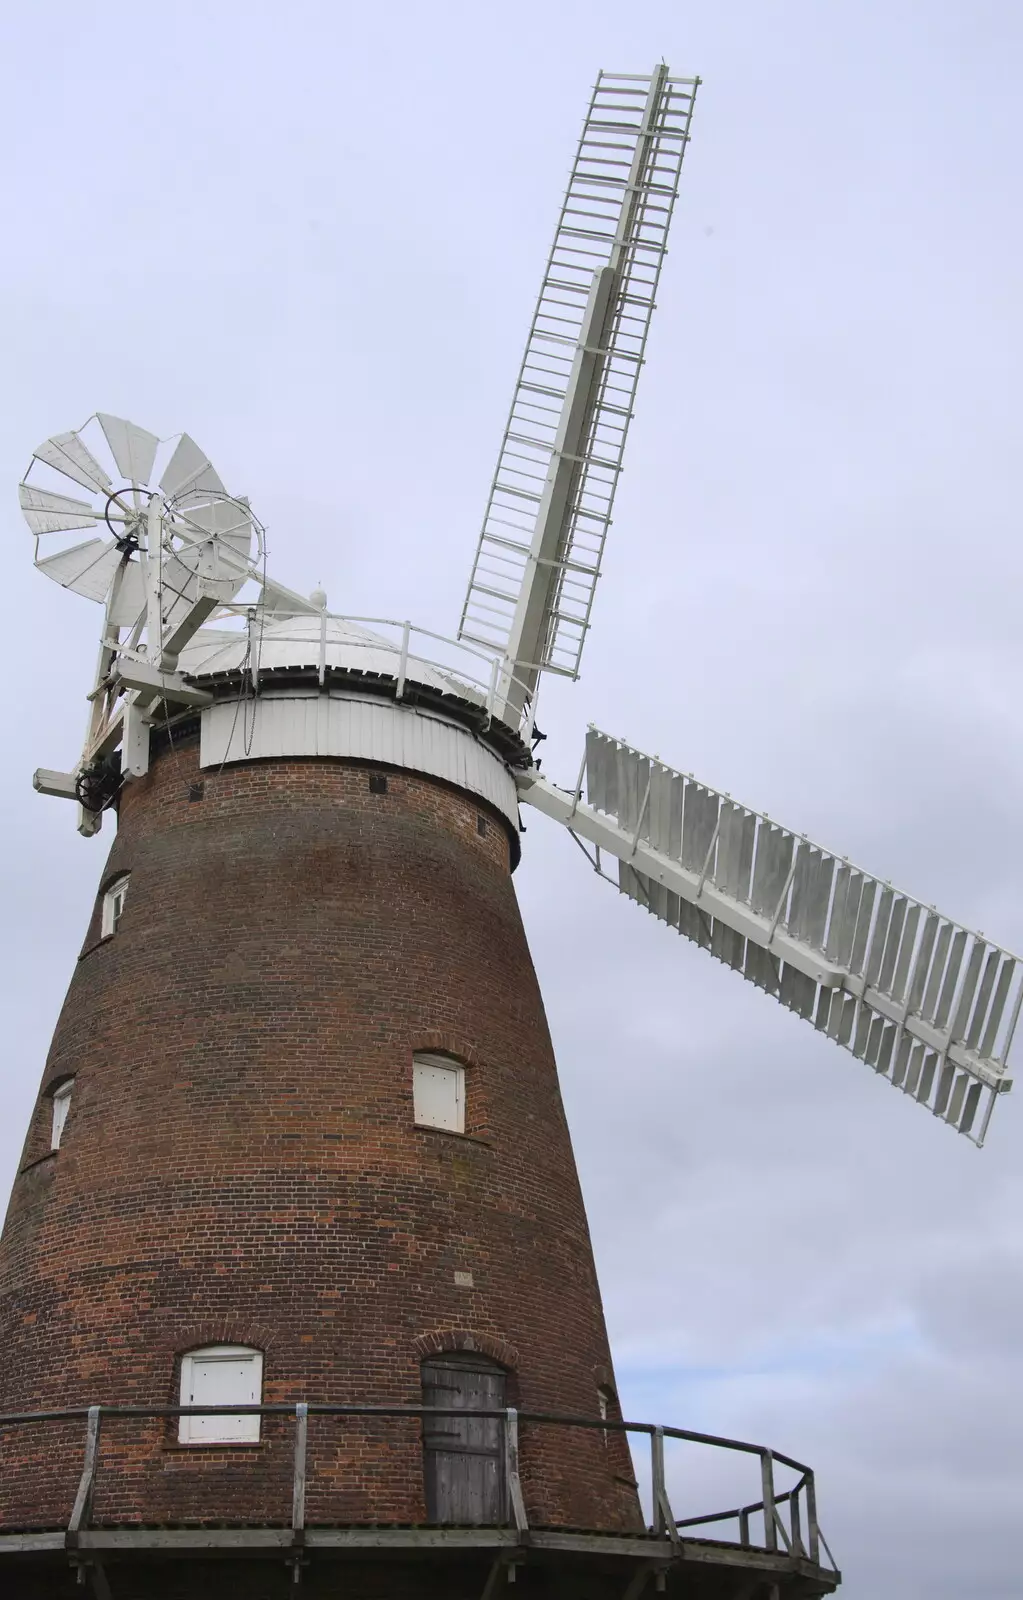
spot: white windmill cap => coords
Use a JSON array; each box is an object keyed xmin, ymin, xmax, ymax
[{"xmin": 182, "ymin": 614, "xmax": 488, "ymax": 709}]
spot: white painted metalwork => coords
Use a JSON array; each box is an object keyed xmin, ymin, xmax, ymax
[
  {"xmin": 98, "ymin": 415, "xmax": 158, "ymax": 485},
  {"xmin": 518, "ymin": 732, "xmax": 1021, "ymax": 1146},
  {"xmin": 185, "ymin": 611, "xmax": 532, "ymax": 724},
  {"xmin": 19, "ymin": 414, "xmax": 271, "ymax": 827},
  {"xmin": 33, "ymin": 769, "xmax": 79, "ymax": 800},
  {"xmin": 20, "ymin": 417, "xmax": 257, "ymax": 617},
  {"xmin": 29, "ymin": 581, "xmax": 530, "ymax": 830},
  {"xmin": 200, "ymin": 688, "xmax": 519, "ymax": 831},
  {"xmin": 111, "ymin": 660, "xmax": 213, "ymax": 708},
  {"xmin": 458, "ymin": 68, "xmax": 699, "ymax": 720}
]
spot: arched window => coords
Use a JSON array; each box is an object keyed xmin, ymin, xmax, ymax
[
  {"xmin": 50, "ymin": 1079, "xmax": 74, "ymax": 1150},
  {"xmin": 597, "ymin": 1383, "xmax": 617, "ymax": 1443},
  {"xmin": 421, "ymin": 1352, "xmax": 506, "ymax": 1524},
  {"xmin": 178, "ymin": 1345, "xmax": 263, "ymax": 1444},
  {"xmin": 101, "ymin": 874, "xmax": 130, "ymax": 938}
]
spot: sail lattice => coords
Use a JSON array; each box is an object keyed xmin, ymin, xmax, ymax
[
  {"xmin": 459, "ymin": 69, "xmax": 698, "ymax": 696},
  {"xmin": 521, "ymin": 731, "xmax": 1021, "ymax": 1146}
]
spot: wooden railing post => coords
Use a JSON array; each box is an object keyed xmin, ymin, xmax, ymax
[
  {"xmin": 650, "ymin": 1428, "xmax": 679, "ymax": 1542},
  {"xmin": 760, "ymin": 1450, "xmax": 777, "ymax": 1552},
  {"xmin": 291, "ymin": 1403, "xmax": 308, "ymax": 1586},
  {"xmin": 789, "ymin": 1478, "xmax": 803, "ymax": 1556},
  {"xmin": 292, "ymin": 1403, "xmax": 308, "ymax": 1532},
  {"xmin": 0, "ymin": 1398, "xmax": 829, "ymax": 1577},
  {"xmin": 67, "ymin": 1407, "xmax": 102, "ymax": 1541},
  {"xmin": 805, "ymin": 1472, "xmax": 820, "ymax": 1564},
  {"xmin": 396, "ymin": 621, "xmax": 411, "ymax": 700}
]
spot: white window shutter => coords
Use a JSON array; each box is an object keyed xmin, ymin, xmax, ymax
[
  {"xmin": 178, "ymin": 1346, "xmax": 263, "ymax": 1444},
  {"xmin": 50, "ymin": 1081, "xmax": 74, "ymax": 1150},
  {"xmin": 412, "ymin": 1056, "xmax": 465, "ymax": 1133}
]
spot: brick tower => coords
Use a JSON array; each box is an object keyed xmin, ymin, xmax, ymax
[
  {"xmin": 0, "ymin": 619, "xmax": 645, "ymax": 1595},
  {"xmin": 0, "ymin": 616, "xmax": 841, "ymax": 1600},
  {"xmin": 1, "ymin": 63, "xmax": 847, "ymax": 1599}
]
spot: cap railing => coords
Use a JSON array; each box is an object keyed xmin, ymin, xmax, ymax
[
  {"xmin": 175, "ymin": 609, "xmax": 540, "ymax": 740},
  {"xmin": 0, "ymin": 1402, "xmax": 835, "ymax": 1573}
]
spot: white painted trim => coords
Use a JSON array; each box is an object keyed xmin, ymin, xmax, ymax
[
  {"xmin": 101, "ymin": 875, "xmax": 130, "ymax": 938},
  {"xmin": 50, "ymin": 1080, "xmax": 74, "ymax": 1150},
  {"xmin": 200, "ymin": 691, "xmax": 518, "ymax": 830},
  {"xmin": 519, "ymin": 770, "xmax": 1011, "ymax": 1094}
]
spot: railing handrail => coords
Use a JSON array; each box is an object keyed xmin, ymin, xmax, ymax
[
  {"xmin": 188, "ymin": 609, "xmax": 541, "ymax": 737},
  {"xmin": 675, "ymin": 1471, "xmax": 809, "ymax": 1528},
  {"xmin": 0, "ymin": 1401, "xmax": 833, "ymax": 1572},
  {"xmin": 0, "ymin": 1402, "xmax": 813, "ymax": 1474}
]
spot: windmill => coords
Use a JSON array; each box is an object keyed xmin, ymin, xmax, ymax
[{"xmin": 0, "ymin": 61, "xmax": 1008, "ymax": 1599}]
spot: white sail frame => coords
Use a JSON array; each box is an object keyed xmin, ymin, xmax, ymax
[
  {"xmin": 518, "ymin": 731, "xmax": 1020, "ymax": 1146},
  {"xmin": 458, "ymin": 68, "xmax": 699, "ymax": 723}
]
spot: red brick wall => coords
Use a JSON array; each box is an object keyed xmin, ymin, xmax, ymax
[{"xmin": 0, "ymin": 740, "xmax": 640, "ymax": 1535}]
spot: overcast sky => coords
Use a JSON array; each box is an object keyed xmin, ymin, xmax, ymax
[{"xmin": 2, "ymin": 3, "xmax": 1022, "ymax": 1596}]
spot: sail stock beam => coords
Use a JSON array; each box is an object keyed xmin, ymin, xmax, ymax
[
  {"xmin": 517, "ymin": 731, "xmax": 1020, "ymax": 1147},
  {"xmin": 459, "ymin": 68, "xmax": 699, "ymax": 723}
]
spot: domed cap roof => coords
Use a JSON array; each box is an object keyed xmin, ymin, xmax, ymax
[
  {"xmin": 179, "ymin": 609, "xmax": 530, "ymax": 725},
  {"xmin": 176, "ymin": 609, "xmax": 531, "ymax": 759}
]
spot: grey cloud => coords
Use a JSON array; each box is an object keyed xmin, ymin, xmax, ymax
[{"xmin": 3, "ymin": 4, "xmax": 1022, "ymax": 1598}]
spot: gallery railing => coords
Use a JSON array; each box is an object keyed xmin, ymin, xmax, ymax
[
  {"xmin": 0, "ymin": 1402, "xmax": 837, "ymax": 1571},
  {"xmin": 194, "ymin": 608, "xmax": 542, "ymax": 739}
]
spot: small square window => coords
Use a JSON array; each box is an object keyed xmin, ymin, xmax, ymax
[
  {"xmin": 179, "ymin": 1346, "xmax": 263, "ymax": 1444},
  {"xmin": 369, "ymin": 773, "xmax": 388, "ymax": 794},
  {"xmin": 101, "ymin": 875, "xmax": 130, "ymax": 938},
  {"xmin": 51, "ymin": 1080, "xmax": 74, "ymax": 1150},
  {"xmin": 413, "ymin": 1055, "xmax": 465, "ymax": 1133}
]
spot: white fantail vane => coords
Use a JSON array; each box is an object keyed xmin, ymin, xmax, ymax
[
  {"xmin": 22, "ymin": 69, "xmax": 1021, "ymax": 1146},
  {"xmin": 21, "ymin": 415, "xmax": 258, "ymax": 625},
  {"xmin": 20, "ymin": 414, "xmax": 321, "ymax": 829}
]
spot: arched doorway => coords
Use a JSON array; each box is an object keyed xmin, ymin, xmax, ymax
[{"xmin": 421, "ymin": 1353, "xmax": 507, "ymax": 1525}]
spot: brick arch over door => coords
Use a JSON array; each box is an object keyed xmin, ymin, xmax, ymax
[{"xmin": 413, "ymin": 1328, "xmax": 519, "ymax": 1372}]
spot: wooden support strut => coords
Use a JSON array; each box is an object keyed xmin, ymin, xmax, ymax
[
  {"xmin": 67, "ymin": 1406, "xmax": 101, "ymax": 1547},
  {"xmin": 89, "ymin": 1563, "xmax": 113, "ymax": 1600},
  {"xmin": 504, "ymin": 1408, "xmax": 529, "ymax": 1543},
  {"xmin": 67, "ymin": 1407, "xmax": 102, "ymax": 1589},
  {"xmin": 621, "ymin": 1563, "xmax": 656, "ymax": 1599},
  {"xmin": 650, "ymin": 1427, "xmax": 679, "ymax": 1543},
  {"xmin": 481, "ymin": 1554, "xmax": 520, "ymax": 1598},
  {"xmin": 111, "ymin": 658, "xmax": 213, "ymax": 707}
]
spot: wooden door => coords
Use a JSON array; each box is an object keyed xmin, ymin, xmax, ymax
[{"xmin": 421, "ymin": 1356, "xmax": 506, "ymax": 1525}]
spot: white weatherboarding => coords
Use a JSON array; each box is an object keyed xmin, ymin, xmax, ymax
[{"xmin": 23, "ymin": 68, "xmax": 1019, "ymax": 1146}]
